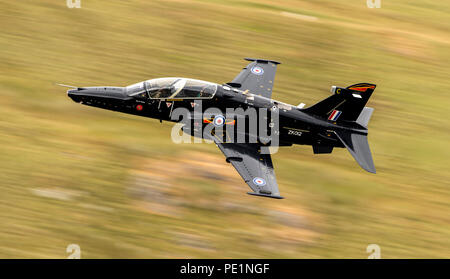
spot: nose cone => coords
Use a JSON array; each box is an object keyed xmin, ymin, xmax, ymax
[{"xmin": 68, "ymin": 86, "xmax": 128, "ymax": 102}]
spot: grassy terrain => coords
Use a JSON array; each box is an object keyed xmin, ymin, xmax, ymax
[{"xmin": 0, "ymin": 0, "xmax": 449, "ymax": 258}]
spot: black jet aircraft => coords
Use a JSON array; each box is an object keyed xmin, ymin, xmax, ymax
[{"xmin": 61, "ymin": 58, "xmax": 377, "ymax": 199}]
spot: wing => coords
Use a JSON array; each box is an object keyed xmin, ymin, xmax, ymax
[
  {"xmin": 216, "ymin": 142, "xmax": 284, "ymax": 199},
  {"xmin": 228, "ymin": 58, "xmax": 280, "ymax": 99}
]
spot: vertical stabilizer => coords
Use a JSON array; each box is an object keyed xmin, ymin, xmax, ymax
[{"xmin": 303, "ymin": 83, "xmax": 376, "ymax": 122}]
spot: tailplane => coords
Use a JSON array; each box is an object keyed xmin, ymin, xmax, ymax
[{"xmin": 334, "ymin": 130, "xmax": 376, "ymax": 173}]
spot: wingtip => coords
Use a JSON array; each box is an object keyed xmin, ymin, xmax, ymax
[
  {"xmin": 244, "ymin": 58, "xmax": 281, "ymax": 65},
  {"xmin": 247, "ymin": 192, "xmax": 285, "ymax": 199}
]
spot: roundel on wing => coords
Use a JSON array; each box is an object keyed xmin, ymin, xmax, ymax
[
  {"xmin": 251, "ymin": 66, "xmax": 264, "ymax": 75},
  {"xmin": 252, "ymin": 177, "xmax": 266, "ymax": 186}
]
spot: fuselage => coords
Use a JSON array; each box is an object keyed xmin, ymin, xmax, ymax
[{"xmin": 67, "ymin": 77, "xmax": 367, "ymax": 149}]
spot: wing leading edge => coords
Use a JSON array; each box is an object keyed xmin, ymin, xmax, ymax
[
  {"xmin": 229, "ymin": 58, "xmax": 280, "ymax": 99},
  {"xmin": 216, "ymin": 142, "xmax": 284, "ymax": 199}
]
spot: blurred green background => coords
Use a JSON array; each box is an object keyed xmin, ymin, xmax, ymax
[{"xmin": 0, "ymin": 0, "xmax": 449, "ymax": 258}]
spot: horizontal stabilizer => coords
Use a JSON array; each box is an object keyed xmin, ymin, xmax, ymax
[{"xmin": 335, "ymin": 131, "xmax": 376, "ymax": 173}]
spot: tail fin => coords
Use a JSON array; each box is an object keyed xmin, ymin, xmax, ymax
[
  {"xmin": 303, "ymin": 83, "xmax": 376, "ymax": 122},
  {"xmin": 335, "ymin": 131, "xmax": 376, "ymax": 173},
  {"xmin": 304, "ymin": 83, "xmax": 377, "ymax": 173}
]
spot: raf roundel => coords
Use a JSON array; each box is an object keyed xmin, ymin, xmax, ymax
[
  {"xmin": 251, "ymin": 66, "xmax": 264, "ymax": 75},
  {"xmin": 253, "ymin": 177, "xmax": 266, "ymax": 186},
  {"xmin": 213, "ymin": 115, "xmax": 225, "ymax": 127}
]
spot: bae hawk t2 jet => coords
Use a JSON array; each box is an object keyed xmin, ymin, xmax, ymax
[{"xmin": 61, "ymin": 58, "xmax": 377, "ymax": 199}]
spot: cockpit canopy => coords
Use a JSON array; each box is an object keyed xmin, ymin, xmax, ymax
[{"xmin": 126, "ymin": 78, "xmax": 218, "ymax": 100}]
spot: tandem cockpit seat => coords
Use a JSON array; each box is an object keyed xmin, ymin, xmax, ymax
[{"xmin": 126, "ymin": 78, "xmax": 218, "ymax": 100}]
